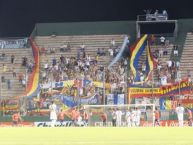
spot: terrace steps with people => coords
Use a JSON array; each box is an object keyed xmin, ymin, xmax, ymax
[
  {"xmin": 0, "ymin": 48, "xmax": 33, "ymax": 98},
  {"xmin": 179, "ymin": 32, "xmax": 193, "ymax": 79},
  {"xmin": 152, "ymin": 44, "xmax": 173, "ymax": 83},
  {"xmin": 137, "ymin": 42, "xmax": 173, "ymax": 84},
  {"xmin": 34, "ymin": 35, "xmax": 126, "ymax": 67}
]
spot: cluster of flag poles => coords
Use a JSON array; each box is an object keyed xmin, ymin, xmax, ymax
[{"xmin": 129, "ymin": 34, "xmax": 155, "ymax": 83}]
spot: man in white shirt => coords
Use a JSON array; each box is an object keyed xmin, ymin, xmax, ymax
[
  {"xmin": 110, "ymin": 38, "xmax": 115, "ymax": 47},
  {"xmin": 167, "ymin": 60, "xmax": 172, "ymax": 70},
  {"xmin": 112, "ymin": 109, "xmax": 117, "ymax": 127},
  {"xmin": 160, "ymin": 36, "xmax": 165, "ymax": 45},
  {"xmin": 161, "ymin": 75, "xmax": 167, "ymax": 85},
  {"xmin": 60, "ymin": 43, "xmax": 67, "ymax": 52},
  {"xmin": 116, "ymin": 108, "xmax": 123, "ymax": 127},
  {"xmin": 174, "ymin": 47, "xmax": 178, "ymax": 56},
  {"xmin": 175, "ymin": 103, "xmax": 185, "ymax": 127},
  {"xmin": 49, "ymin": 101, "xmax": 57, "ymax": 127},
  {"xmin": 136, "ymin": 107, "xmax": 141, "ymax": 127},
  {"xmin": 80, "ymin": 43, "xmax": 85, "ymax": 52},
  {"xmin": 131, "ymin": 109, "xmax": 137, "ymax": 127},
  {"xmin": 125, "ymin": 109, "xmax": 131, "ymax": 127}
]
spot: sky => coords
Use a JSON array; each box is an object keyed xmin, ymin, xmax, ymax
[{"xmin": 0, "ymin": 0, "xmax": 193, "ymax": 37}]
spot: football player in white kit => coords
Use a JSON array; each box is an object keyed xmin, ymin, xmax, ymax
[
  {"xmin": 136, "ymin": 107, "xmax": 141, "ymax": 127},
  {"xmin": 175, "ymin": 103, "xmax": 185, "ymax": 127},
  {"xmin": 131, "ymin": 108, "xmax": 137, "ymax": 127},
  {"xmin": 116, "ymin": 108, "xmax": 123, "ymax": 127},
  {"xmin": 49, "ymin": 101, "xmax": 57, "ymax": 127},
  {"xmin": 125, "ymin": 108, "xmax": 131, "ymax": 127}
]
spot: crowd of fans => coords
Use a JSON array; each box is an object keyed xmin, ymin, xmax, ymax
[
  {"xmin": 39, "ymin": 38, "xmax": 127, "ymax": 101},
  {"xmin": 128, "ymin": 35, "xmax": 183, "ymax": 87}
]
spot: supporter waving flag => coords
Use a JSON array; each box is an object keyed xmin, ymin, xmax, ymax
[{"xmin": 130, "ymin": 34, "xmax": 148, "ymax": 82}]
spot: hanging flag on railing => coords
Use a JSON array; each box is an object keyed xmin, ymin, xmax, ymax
[
  {"xmin": 130, "ymin": 34, "xmax": 148, "ymax": 82},
  {"xmin": 145, "ymin": 41, "xmax": 155, "ymax": 82}
]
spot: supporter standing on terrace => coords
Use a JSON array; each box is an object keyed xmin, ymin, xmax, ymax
[
  {"xmin": 173, "ymin": 45, "xmax": 178, "ymax": 56},
  {"xmin": 22, "ymin": 57, "xmax": 28, "ymax": 67},
  {"xmin": 150, "ymin": 34, "xmax": 156, "ymax": 45},
  {"xmin": 11, "ymin": 54, "xmax": 15, "ymax": 64},
  {"xmin": 159, "ymin": 47, "xmax": 163, "ymax": 57},
  {"xmin": 2, "ymin": 64, "xmax": 7, "ymax": 72},
  {"xmin": 97, "ymin": 48, "xmax": 101, "ymax": 56},
  {"xmin": 7, "ymin": 79, "xmax": 11, "ymax": 90},
  {"xmin": 110, "ymin": 38, "xmax": 115, "ymax": 47},
  {"xmin": 160, "ymin": 36, "xmax": 165, "ymax": 45},
  {"xmin": 67, "ymin": 42, "xmax": 71, "ymax": 51},
  {"xmin": 12, "ymin": 66, "xmax": 16, "ymax": 77},
  {"xmin": 0, "ymin": 52, "xmax": 5, "ymax": 60},
  {"xmin": 59, "ymin": 43, "xmax": 67, "ymax": 52},
  {"xmin": 80, "ymin": 42, "xmax": 85, "ymax": 52},
  {"xmin": 163, "ymin": 45, "xmax": 168, "ymax": 55}
]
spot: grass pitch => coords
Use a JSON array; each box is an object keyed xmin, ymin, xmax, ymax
[{"xmin": 0, "ymin": 127, "xmax": 193, "ymax": 145}]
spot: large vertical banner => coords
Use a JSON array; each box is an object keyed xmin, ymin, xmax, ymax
[
  {"xmin": 130, "ymin": 34, "xmax": 147, "ymax": 81},
  {"xmin": 145, "ymin": 41, "xmax": 155, "ymax": 81},
  {"xmin": 14, "ymin": 38, "xmax": 40, "ymax": 99},
  {"xmin": 26, "ymin": 38, "xmax": 40, "ymax": 98}
]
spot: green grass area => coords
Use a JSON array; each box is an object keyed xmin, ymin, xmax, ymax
[{"xmin": 0, "ymin": 127, "xmax": 193, "ymax": 145}]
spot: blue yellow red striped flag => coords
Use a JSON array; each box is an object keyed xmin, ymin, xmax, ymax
[
  {"xmin": 130, "ymin": 34, "xmax": 148, "ymax": 81},
  {"xmin": 145, "ymin": 41, "xmax": 154, "ymax": 81}
]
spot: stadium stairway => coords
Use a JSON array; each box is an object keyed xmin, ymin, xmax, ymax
[{"xmin": 180, "ymin": 32, "xmax": 193, "ymax": 79}]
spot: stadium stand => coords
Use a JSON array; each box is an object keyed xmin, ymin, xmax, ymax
[
  {"xmin": 1, "ymin": 18, "xmax": 193, "ymax": 127},
  {"xmin": 0, "ymin": 48, "xmax": 33, "ymax": 98}
]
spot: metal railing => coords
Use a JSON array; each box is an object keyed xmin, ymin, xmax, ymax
[{"xmin": 137, "ymin": 14, "xmax": 168, "ymax": 22}]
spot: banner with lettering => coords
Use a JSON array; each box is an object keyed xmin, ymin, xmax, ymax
[
  {"xmin": 0, "ymin": 38, "xmax": 28, "ymax": 49},
  {"xmin": 41, "ymin": 80, "xmax": 111, "ymax": 89},
  {"xmin": 128, "ymin": 79, "xmax": 192, "ymax": 98}
]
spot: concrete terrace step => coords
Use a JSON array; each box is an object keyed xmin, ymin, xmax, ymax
[{"xmin": 180, "ymin": 32, "xmax": 193, "ymax": 80}]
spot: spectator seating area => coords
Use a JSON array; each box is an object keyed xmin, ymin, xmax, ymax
[
  {"xmin": 152, "ymin": 43, "xmax": 175, "ymax": 85},
  {"xmin": 129, "ymin": 37, "xmax": 175, "ymax": 86},
  {"xmin": 34, "ymin": 34, "xmax": 128, "ymax": 98},
  {"xmin": 0, "ymin": 48, "xmax": 33, "ymax": 98},
  {"xmin": 35, "ymin": 35, "xmax": 125, "ymax": 66},
  {"xmin": 1, "ymin": 34, "xmax": 189, "ymax": 101}
]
